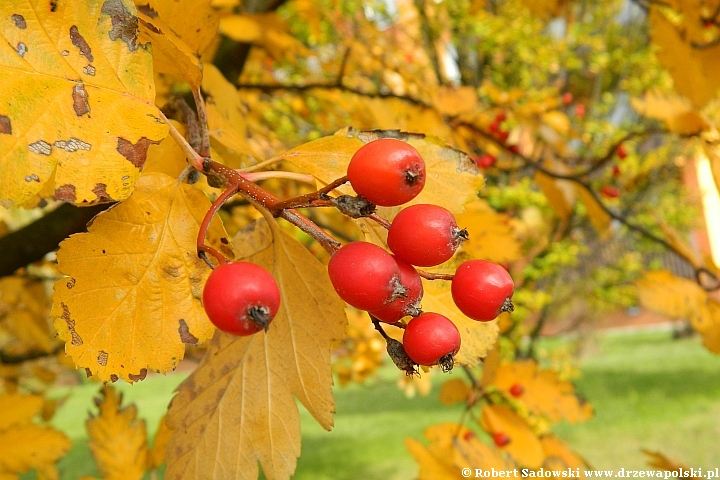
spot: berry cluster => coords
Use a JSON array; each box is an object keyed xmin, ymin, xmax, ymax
[{"xmin": 328, "ymin": 138, "xmax": 515, "ymax": 373}]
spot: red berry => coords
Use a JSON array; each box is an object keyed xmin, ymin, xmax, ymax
[
  {"xmin": 575, "ymin": 104, "xmax": 586, "ymax": 118},
  {"xmin": 495, "ymin": 111, "xmax": 507, "ymax": 123},
  {"xmin": 202, "ymin": 262, "xmax": 281, "ymax": 336},
  {"xmin": 373, "ymin": 256, "xmax": 423, "ymax": 322},
  {"xmin": 509, "ymin": 383, "xmax": 524, "ymax": 397},
  {"xmin": 612, "ymin": 165, "xmax": 621, "ymax": 177},
  {"xmin": 463, "ymin": 430, "xmax": 476, "ymax": 441},
  {"xmin": 387, "ymin": 204, "xmax": 468, "ymax": 267},
  {"xmin": 492, "ymin": 432, "xmax": 511, "ymax": 447},
  {"xmin": 328, "ymin": 242, "xmax": 406, "ymax": 311},
  {"xmin": 600, "ymin": 185, "xmax": 620, "ymax": 198},
  {"xmin": 616, "ymin": 143, "xmax": 628, "ymax": 159},
  {"xmin": 402, "ymin": 313, "xmax": 461, "ymax": 371},
  {"xmin": 497, "ymin": 130, "xmax": 509, "ymax": 143},
  {"xmin": 475, "ymin": 154, "xmax": 497, "ymax": 169},
  {"xmin": 488, "ymin": 121, "xmax": 501, "ymax": 134},
  {"xmin": 508, "ymin": 144, "xmax": 520, "ymax": 154},
  {"xmin": 451, "ymin": 260, "xmax": 514, "ymax": 321},
  {"xmin": 562, "ymin": 92, "xmax": 573, "ymax": 105},
  {"xmin": 347, "ymin": 138, "xmax": 426, "ymax": 207},
  {"xmin": 704, "ymin": 19, "xmax": 713, "ymax": 28}
]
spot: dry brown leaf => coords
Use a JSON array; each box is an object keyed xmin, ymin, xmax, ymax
[
  {"xmin": 165, "ymin": 218, "xmax": 346, "ymax": 480},
  {"xmin": 0, "ymin": 0, "xmax": 168, "ymax": 207},
  {"xmin": 480, "ymin": 404, "xmax": 544, "ymax": 468},
  {"xmin": 87, "ymin": 386, "xmax": 148, "ymax": 480},
  {"xmin": 52, "ymin": 172, "xmax": 233, "ymax": 382}
]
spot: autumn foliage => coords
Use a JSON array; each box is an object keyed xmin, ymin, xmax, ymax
[{"xmin": 2, "ymin": 0, "xmax": 720, "ymax": 478}]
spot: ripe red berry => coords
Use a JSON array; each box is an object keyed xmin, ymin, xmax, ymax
[
  {"xmin": 600, "ymin": 185, "xmax": 620, "ymax": 198},
  {"xmin": 497, "ymin": 130, "xmax": 509, "ymax": 143},
  {"xmin": 509, "ymin": 383, "xmax": 524, "ymax": 397},
  {"xmin": 495, "ymin": 111, "xmax": 507, "ymax": 123},
  {"xmin": 704, "ymin": 19, "xmax": 713, "ymax": 28},
  {"xmin": 202, "ymin": 262, "xmax": 281, "ymax": 336},
  {"xmin": 402, "ymin": 313, "xmax": 461, "ymax": 371},
  {"xmin": 612, "ymin": 165, "xmax": 621, "ymax": 177},
  {"xmin": 373, "ymin": 256, "xmax": 423, "ymax": 323},
  {"xmin": 475, "ymin": 154, "xmax": 497, "ymax": 169},
  {"xmin": 507, "ymin": 144, "xmax": 520, "ymax": 154},
  {"xmin": 575, "ymin": 104, "xmax": 586, "ymax": 118},
  {"xmin": 451, "ymin": 260, "xmax": 514, "ymax": 321},
  {"xmin": 347, "ymin": 138, "xmax": 426, "ymax": 207},
  {"xmin": 616, "ymin": 143, "xmax": 628, "ymax": 159},
  {"xmin": 492, "ymin": 432, "xmax": 511, "ymax": 447},
  {"xmin": 463, "ymin": 430, "xmax": 476, "ymax": 441},
  {"xmin": 328, "ymin": 242, "xmax": 407, "ymax": 311},
  {"xmin": 562, "ymin": 92, "xmax": 573, "ymax": 105},
  {"xmin": 488, "ymin": 121, "xmax": 501, "ymax": 134},
  {"xmin": 387, "ymin": 204, "xmax": 468, "ymax": 267}
]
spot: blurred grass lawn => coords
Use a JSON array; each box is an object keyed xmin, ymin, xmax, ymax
[{"xmin": 42, "ymin": 328, "xmax": 720, "ymax": 479}]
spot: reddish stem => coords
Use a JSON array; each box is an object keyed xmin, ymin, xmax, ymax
[
  {"xmin": 417, "ymin": 271, "xmax": 454, "ymax": 281},
  {"xmin": 368, "ymin": 213, "xmax": 391, "ymax": 229},
  {"xmin": 197, "ymin": 184, "xmax": 238, "ymax": 267},
  {"xmin": 269, "ymin": 175, "xmax": 349, "ymax": 214}
]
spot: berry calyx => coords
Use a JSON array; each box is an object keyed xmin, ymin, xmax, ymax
[
  {"xmin": 492, "ymin": 432, "xmax": 511, "ymax": 447},
  {"xmin": 202, "ymin": 262, "xmax": 281, "ymax": 336},
  {"xmin": 347, "ymin": 138, "xmax": 426, "ymax": 207},
  {"xmin": 616, "ymin": 143, "xmax": 628, "ymax": 159},
  {"xmin": 373, "ymin": 256, "xmax": 423, "ymax": 323},
  {"xmin": 509, "ymin": 383, "xmax": 524, "ymax": 397},
  {"xmin": 475, "ymin": 154, "xmax": 497, "ymax": 169},
  {"xmin": 387, "ymin": 204, "xmax": 468, "ymax": 267},
  {"xmin": 328, "ymin": 241, "xmax": 407, "ymax": 311},
  {"xmin": 402, "ymin": 313, "xmax": 461, "ymax": 371},
  {"xmin": 451, "ymin": 260, "xmax": 514, "ymax": 321},
  {"xmin": 600, "ymin": 185, "xmax": 620, "ymax": 198}
]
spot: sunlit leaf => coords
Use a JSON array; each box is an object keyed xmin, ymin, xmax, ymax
[
  {"xmin": 165, "ymin": 218, "xmax": 346, "ymax": 480},
  {"xmin": 457, "ymin": 199, "xmax": 522, "ymax": 263},
  {"xmin": 631, "ymin": 90, "xmax": 709, "ymax": 135},
  {"xmin": 438, "ymin": 378, "xmax": 471, "ymax": 406},
  {"xmin": 0, "ymin": 0, "xmax": 168, "ymax": 206},
  {"xmin": 52, "ymin": 173, "xmax": 233, "ymax": 382}
]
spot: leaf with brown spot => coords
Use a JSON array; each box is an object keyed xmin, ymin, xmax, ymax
[
  {"xmin": 0, "ymin": 0, "xmax": 167, "ymax": 207},
  {"xmin": 51, "ymin": 173, "xmax": 232, "ymax": 382},
  {"xmin": 165, "ymin": 217, "xmax": 347, "ymax": 480},
  {"xmin": 86, "ymin": 386, "xmax": 149, "ymax": 480}
]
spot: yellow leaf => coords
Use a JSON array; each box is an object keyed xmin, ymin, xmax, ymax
[
  {"xmin": 479, "ymin": 341, "xmax": 501, "ymax": 387},
  {"xmin": 438, "ymin": 378, "xmax": 471, "ymax": 405},
  {"xmin": 656, "ymin": 218, "xmax": 704, "ymax": 270},
  {"xmin": 576, "ymin": 186, "xmax": 611, "ymax": 238},
  {"xmin": 86, "ymin": 386, "xmax": 148, "ymax": 480},
  {"xmin": 218, "ymin": 15, "xmax": 262, "ymax": 42},
  {"xmin": 0, "ymin": 393, "xmax": 43, "ymax": 432},
  {"xmin": 220, "ymin": 14, "xmax": 311, "ymax": 62},
  {"xmin": 137, "ymin": 11, "xmax": 203, "ymax": 87},
  {"xmin": 642, "ymin": 449, "xmax": 697, "ymax": 474},
  {"xmin": 535, "ymin": 171, "xmax": 574, "ymax": 222},
  {"xmin": 0, "ymin": 0, "xmax": 168, "ymax": 207},
  {"xmin": 0, "ymin": 423, "xmax": 71, "ymax": 479},
  {"xmin": 143, "ymin": 120, "xmax": 189, "ymax": 177},
  {"xmin": 147, "ymin": 415, "xmax": 171, "ymax": 470},
  {"xmin": 0, "ymin": 277, "xmax": 57, "ymax": 357},
  {"xmin": 521, "ymin": 0, "xmax": 568, "ymax": 19},
  {"xmin": 630, "ymin": 90, "xmax": 709, "ymax": 135},
  {"xmin": 134, "ymin": 0, "xmax": 219, "ymax": 55},
  {"xmin": 480, "ymin": 404, "xmax": 544, "ymax": 468},
  {"xmin": 636, "ymin": 270, "xmax": 720, "ymax": 353},
  {"xmin": 650, "ymin": 6, "xmax": 720, "ymax": 108},
  {"xmin": 457, "ymin": 200, "xmax": 522, "ymax": 263},
  {"xmin": 493, "ymin": 360, "xmax": 593, "ymax": 423},
  {"xmin": 542, "ymin": 111, "xmax": 570, "ymax": 135},
  {"xmin": 421, "ymin": 279, "xmax": 499, "ymax": 367},
  {"xmin": 165, "ymin": 218, "xmax": 346, "ymax": 480},
  {"xmin": 278, "ymin": 128, "xmax": 483, "ymax": 214},
  {"xmin": 51, "ymin": 173, "xmax": 233, "ymax": 382},
  {"xmin": 432, "ymin": 86, "xmax": 479, "ymax": 116},
  {"xmin": 541, "ymin": 435, "xmax": 589, "ymax": 470}
]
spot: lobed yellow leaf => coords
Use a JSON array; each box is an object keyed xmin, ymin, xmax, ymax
[
  {"xmin": 0, "ymin": 393, "xmax": 43, "ymax": 432},
  {"xmin": 86, "ymin": 386, "xmax": 148, "ymax": 480},
  {"xmin": 457, "ymin": 200, "xmax": 522, "ymax": 263},
  {"xmin": 165, "ymin": 218, "xmax": 346, "ymax": 480},
  {"xmin": 278, "ymin": 128, "xmax": 483, "ymax": 214},
  {"xmin": 51, "ymin": 173, "xmax": 233, "ymax": 382},
  {"xmin": 480, "ymin": 404, "xmax": 544, "ymax": 468},
  {"xmin": 0, "ymin": 423, "xmax": 71, "ymax": 480},
  {"xmin": 493, "ymin": 360, "xmax": 593, "ymax": 424},
  {"xmin": 134, "ymin": 0, "xmax": 218, "ymax": 55},
  {"xmin": 630, "ymin": 90, "xmax": 709, "ymax": 135},
  {"xmin": 636, "ymin": 270, "xmax": 720, "ymax": 353},
  {"xmin": 0, "ymin": 0, "xmax": 168, "ymax": 207}
]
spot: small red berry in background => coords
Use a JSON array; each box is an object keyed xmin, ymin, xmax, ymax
[
  {"xmin": 463, "ymin": 430, "xmax": 476, "ymax": 441},
  {"xmin": 616, "ymin": 143, "xmax": 628, "ymax": 159},
  {"xmin": 495, "ymin": 111, "xmax": 507, "ymax": 123},
  {"xmin": 509, "ymin": 383, "xmax": 524, "ymax": 397},
  {"xmin": 489, "ymin": 121, "xmax": 501, "ymax": 134},
  {"xmin": 612, "ymin": 165, "xmax": 621, "ymax": 177},
  {"xmin": 492, "ymin": 432, "xmax": 511, "ymax": 447},
  {"xmin": 372, "ymin": 256, "xmax": 423, "ymax": 323},
  {"xmin": 562, "ymin": 92, "xmax": 573, "ymax": 105},
  {"xmin": 387, "ymin": 204, "xmax": 467, "ymax": 267},
  {"xmin": 600, "ymin": 185, "xmax": 620, "ymax": 198},
  {"xmin": 328, "ymin": 242, "xmax": 405, "ymax": 311},
  {"xmin": 704, "ymin": 19, "xmax": 714, "ymax": 28},
  {"xmin": 451, "ymin": 260, "xmax": 514, "ymax": 321},
  {"xmin": 475, "ymin": 154, "xmax": 497, "ymax": 169},
  {"xmin": 402, "ymin": 312, "xmax": 461, "ymax": 371},
  {"xmin": 203, "ymin": 262, "xmax": 281, "ymax": 336},
  {"xmin": 347, "ymin": 138, "xmax": 426, "ymax": 207},
  {"xmin": 498, "ymin": 130, "xmax": 509, "ymax": 143},
  {"xmin": 574, "ymin": 104, "xmax": 586, "ymax": 118},
  {"xmin": 508, "ymin": 144, "xmax": 520, "ymax": 154}
]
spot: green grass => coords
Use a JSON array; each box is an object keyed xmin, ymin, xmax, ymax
[{"xmin": 37, "ymin": 328, "xmax": 720, "ymax": 479}]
